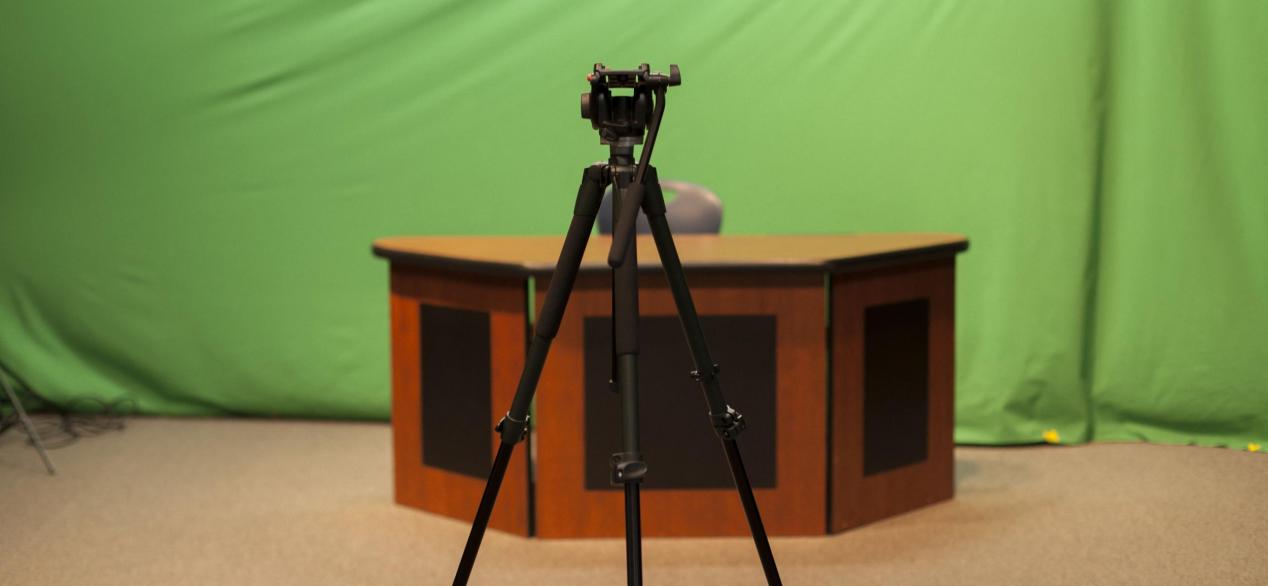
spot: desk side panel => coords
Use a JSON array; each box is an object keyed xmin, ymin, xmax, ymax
[
  {"xmin": 389, "ymin": 265, "xmax": 530, "ymax": 536},
  {"xmin": 830, "ymin": 259, "xmax": 956, "ymax": 531}
]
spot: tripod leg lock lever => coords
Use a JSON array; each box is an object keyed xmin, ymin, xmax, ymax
[
  {"xmin": 610, "ymin": 451, "xmax": 647, "ymax": 485},
  {"xmin": 710, "ymin": 406, "xmax": 748, "ymax": 440},
  {"xmin": 495, "ymin": 412, "xmax": 530, "ymax": 445}
]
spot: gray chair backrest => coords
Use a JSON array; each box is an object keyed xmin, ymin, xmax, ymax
[{"xmin": 597, "ymin": 180, "xmax": 723, "ymax": 235}]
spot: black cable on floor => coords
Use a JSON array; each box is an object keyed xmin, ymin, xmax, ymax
[{"xmin": 0, "ymin": 358, "xmax": 136, "ymax": 449}]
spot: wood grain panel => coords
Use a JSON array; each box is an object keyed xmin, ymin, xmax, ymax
[
  {"xmin": 389, "ymin": 266, "xmax": 530, "ymax": 536},
  {"xmin": 534, "ymin": 271, "xmax": 827, "ymax": 538},
  {"xmin": 373, "ymin": 234, "xmax": 968, "ymax": 276},
  {"xmin": 830, "ymin": 259, "xmax": 956, "ymax": 531}
]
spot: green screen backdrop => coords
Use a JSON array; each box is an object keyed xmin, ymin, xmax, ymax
[{"xmin": 2, "ymin": 0, "xmax": 1265, "ymax": 447}]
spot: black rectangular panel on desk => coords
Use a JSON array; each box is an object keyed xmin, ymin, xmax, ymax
[
  {"xmin": 420, "ymin": 304, "xmax": 492, "ymax": 479},
  {"xmin": 584, "ymin": 315, "xmax": 777, "ymax": 490},
  {"xmin": 863, "ymin": 299, "xmax": 930, "ymax": 476}
]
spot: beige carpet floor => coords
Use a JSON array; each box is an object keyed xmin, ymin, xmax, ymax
[{"xmin": 1, "ymin": 417, "xmax": 1264, "ymax": 585}]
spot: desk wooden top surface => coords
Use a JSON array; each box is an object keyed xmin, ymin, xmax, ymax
[{"xmin": 373, "ymin": 233, "xmax": 968, "ymax": 276}]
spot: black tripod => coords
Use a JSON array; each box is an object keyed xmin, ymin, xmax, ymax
[{"xmin": 452, "ymin": 64, "xmax": 781, "ymax": 586}]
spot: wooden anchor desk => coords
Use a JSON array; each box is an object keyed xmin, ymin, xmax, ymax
[{"xmin": 373, "ymin": 233, "xmax": 968, "ymax": 538}]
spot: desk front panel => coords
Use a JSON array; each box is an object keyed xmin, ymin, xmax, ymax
[{"xmin": 534, "ymin": 271, "xmax": 828, "ymax": 538}]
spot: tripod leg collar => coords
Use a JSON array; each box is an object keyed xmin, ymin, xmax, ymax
[
  {"xmin": 690, "ymin": 362, "xmax": 720, "ymax": 384},
  {"xmin": 495, "ymin": 412, "xmax": 530, "ymax": 445},
  {"xmin": 610, "ymin": 451, "xmax": 647, "ymax": 485},
  {"xmin": 711, "ymin": 406, "xmax": 748, "ymax": 440}
]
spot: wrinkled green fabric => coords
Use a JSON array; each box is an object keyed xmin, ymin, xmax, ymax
[{"xmin": 2, "ymin": 1, "xmax": 1264, "ymax": 446}]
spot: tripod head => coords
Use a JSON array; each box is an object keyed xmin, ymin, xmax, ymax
[
  {"xmin": 581, "ymin": 63, "xmax": 680, "ymax": 147},
  {"xmin": 580, "ymin": 63, "xmax": 681, "ymax": 267}
]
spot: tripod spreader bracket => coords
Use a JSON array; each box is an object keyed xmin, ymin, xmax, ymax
[
  {"xmin": 610, "ymin": 451, "xmax": 647, "ymax": 485},
  {"xmin": 711, "ymin": 406, "xmax": 748, "ymax": 440},
  {"xmin": 495, "ymin": 412, "xmax": 530, "ymax": 445}
]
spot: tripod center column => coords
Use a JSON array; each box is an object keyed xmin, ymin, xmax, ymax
[{"xmin": 608, "ymin": 146, "xmax": 643, "ymax": 471}]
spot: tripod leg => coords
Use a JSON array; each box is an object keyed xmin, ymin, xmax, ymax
[
  {"xmin": 640, "ymin": 167, "xmax": 783, "ymax": 585},
  {"xmin": 453, "ymin": 165, "xmax": 607, "ymax": 586}
]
